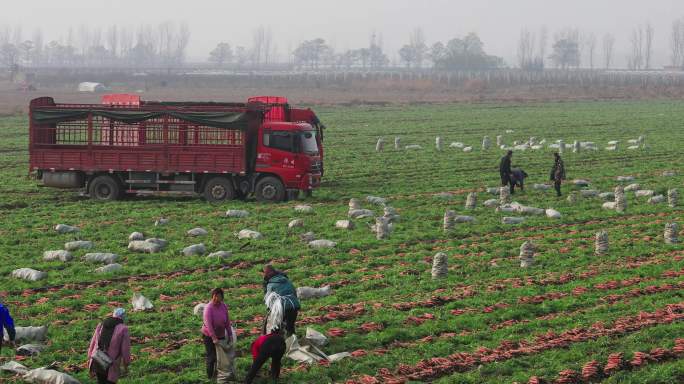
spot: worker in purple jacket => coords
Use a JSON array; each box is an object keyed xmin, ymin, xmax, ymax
[
  {"xmin": 202, "ymin": 288, "xmax": 233, "ymax": 380},
  {"xmin": 87, "ymin": 308, "xmax": 131, "ymax": 384},
  {"xmin": 0, "ymin": 302, "xmax": 16, "ymax": 352}
]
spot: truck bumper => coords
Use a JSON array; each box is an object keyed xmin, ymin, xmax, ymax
[{"xmin": 299, "ymin": 173, "xmax": 321, "ymax": 190}]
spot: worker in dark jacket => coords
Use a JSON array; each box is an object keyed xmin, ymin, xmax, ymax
[
  {"xmin": 499, "ymin": 150, "xmax": 514, "ymax": 194},
  {"xmin": 0, "ymin": 302, "xmax": 16, "ymax": 352},
  {"xmin": 263, "ymin": 265, "xmax": 300, "ymax": 336},
  {"xmin": 550, "ymin": 152, "xmax": 566, "ymax": 197},
  {"xmin": 245, "ymin": 328, "xmax": 286, "ymax": 384},
  {"xmin": 510, "ymin": 168, "xmax": 528, "ymax": 192}
]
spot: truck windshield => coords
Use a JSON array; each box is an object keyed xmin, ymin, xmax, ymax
[{"xmin": 300, "ymin": 131, "xmax": 319, "ymax": 155}]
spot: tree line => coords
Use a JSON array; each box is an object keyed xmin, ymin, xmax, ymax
[
  {"xmin": 4, "ymin": 19, "xmax": 684, "ymax": 71},
  {"xmin": 0, "ymin": 22, "xmax": 190, "ymax": 69},
  {"xmin": 205, "ymin": 20, "xmax": 684, "ymax": 71}
]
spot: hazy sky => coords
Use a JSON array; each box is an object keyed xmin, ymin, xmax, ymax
[{"xmin": 5, "ymin": 0, "xmax": 684, "ymax": 67}]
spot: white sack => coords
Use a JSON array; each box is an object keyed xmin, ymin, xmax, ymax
[
  {"xmin": 237, "ymin": 230, "xmax": 263, "ymax": 240},
  {"xmin": 348, "ymin": 209, "xmax": 374, "ymax": 219},
  {"xmin": 502, "ymin": 217, "xmax": 525, "ymax": 225},
  {"xmin": 64, "ymin": 241, "xmax": 92, "ymax": 251},
  {"xmin": 545, "ymin": 209, "xmax": 561, "ymax": 219},
  {"xmin": 84, "ymin": 253, "xmax": 119, "ymax": 264},
  {"xmin": 296, "ymin": 286, "xmax": 332, "ymax": 300},
  {"xmin": 207, "ymin": 251, "xmax": 232, "ymax": 260},
  {"xmin": 54, "ymin": 224, "xmax": 79, "ymax": 234},
  {"xmin": 288, "ymin": 219, "xmax": 304, "ymax": 228},
  {"xmin": 12, "ymin": 268, "xmax": 47, "ymax": 282},
  {"xmin": 187, "ymin": 227, "xmax": 208, "ymax": 237},
  {"xmin": 131, "ymin": 293, "xmax": 153, "ymax": 311},
  {"xmin": 193, "ymin": 303, "xmax": 207, "ymax": 316},
  {"xmin": 43, "ymin": 250, "xmax": 72, "ymax": 262},
  {"xmin": 225, "ymin": 210, "xmax": 249, "ymax": 218},
  {"xmin": 6, "ymin": 326, "xmax": 48, "ymax": 343},
  {"xmin": 95, "ymin": 264, "xmax": 123, "ymax": 274},
  {"xmin": 128, "ymin": 232, "xmax": 144, "ymax": 241},
  {"xmin": 335, "ymin": 220, "xmax": 355, "ymax": 230},
  {"xmin": 294, "ymin": 205, "xmax": 314, "ymax": 214},
  {"xmin": 309, "ymin": 240, "xmax": 336, "ymax": 249},
  {"xmin": 182, "ymin": 243, "xmax": 206, "ymax": 256}
]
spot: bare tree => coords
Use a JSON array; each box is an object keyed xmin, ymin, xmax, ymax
[
  {"xmin": 671, "ymin": 18, "xmax": 684, "ymax": 68},
  {"xmin": 251, "ymin": 26, "xmax": 265, "ymax": 68},
  {"xmin": 628, "ymin": 25, "xmax": 644, "ymax": 70},
  {"xmin": 583, "ymin": 33, "xmax": 597, "ymax": 69},
  {"xmin": 262, "ymin": 27, "xmax": 273, "ymax": 65},
  {"xmin": 538, "ymin": 26, "xmax": 548, "ymax": 67},
  {"xmin": 602, "ymin": 33, "xmax": 615, "ymax": 69},
  {"xmin": 517, "ymin": 28, "xmax": 535, "ymax": 69},
  {"xmin": 120, "ymin": 28, "xmax": 134, "ymax": 65},
  {"xmin": 410, "ymin": 28, "xmax": 427, "ymax": 68},
  {"xmin": 32, "ymin": 28, "xmax": 43, "ymax": 66},
  {"xmin": 0, "ymin": 26, "xmax": 10, "ymax": 46},
  {"xmin": 11, "ymin": 25, "xmax": 22, "ymax": 46},
  {"xmin": 644, "ymin": 23, "xmax": 654, "ymax": 69},
  {"xmin": 399, "ymin": 28, "xmax": 428, "ymax": 69},
  {"xmin": 176, "ymin": 22, "xmax": 190, "ymax": 66},
  {"xmin": 19, "ymin": 40, "xmax": 33, "ymax": 66},
  {"xmin": 107, "ymin": 25, "xmax": 118, "ymax": 61}
]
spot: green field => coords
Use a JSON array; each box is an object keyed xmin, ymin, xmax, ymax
[{"xmin": 1, "ymin": 100, "xmax": 683, "ymax": 383}]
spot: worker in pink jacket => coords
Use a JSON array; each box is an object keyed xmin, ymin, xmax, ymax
[
  {"xmin": 202, "ymin": 287, "xmax": 233, "ymax": 379},
  {"xmin": 87, "ymin": 308, "xmax": 131, "ymax": 384}
]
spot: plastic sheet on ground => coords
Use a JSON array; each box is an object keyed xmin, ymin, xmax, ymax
[
  {"xmin": 305, "ymin": 328, "xmax": 328, "ymax": 347},
  {"xmin": 16, "ymin": 344, "xmax": 45, "ymax": 356},
  {"xmin": 0, "ymin": 361, "xmax": 28, "ymax": 375},
  {"xmin": 285, "ymin": 334, "xmax": 350, "ymax": 364},
  {"xmin": 23, "ymin": 367, "xmax": 80, "ymax": 384}
]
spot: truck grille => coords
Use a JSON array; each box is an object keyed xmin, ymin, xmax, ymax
[{"xmin": 310, "ymin": 160, "xmax": 322, "ymax": 173}]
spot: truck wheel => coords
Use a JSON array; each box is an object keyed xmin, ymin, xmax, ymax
[
  {"xmin": 89, "ymin": 175, "xmax": 121, "ymax": 201},
  {"xmin": 255, "ymin": 176, "xmax": 285, "ymax": 202},
  {"xmin": 203, "ymin": 177, "xmax": 235, "ymax": 203}
]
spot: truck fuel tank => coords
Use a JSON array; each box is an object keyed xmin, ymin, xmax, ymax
[{"xmin": 42, "ymin": 171, "xmax": 84, "ymax": 189}]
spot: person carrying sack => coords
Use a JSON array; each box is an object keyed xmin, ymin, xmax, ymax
[
  {"xmin": 202, "ymin": 288, "xmax": 236, "ymax": 382},
  {"xmin": 245, "ymin": 327, "xmax": 286, "ymax": 384},
  {"xmin": 87, "ymin": 308, "xmax": 131, "ymax": 384},
  {"xmin": 262, "ymin": 265, "xmax": 300, "ymax": 337}
]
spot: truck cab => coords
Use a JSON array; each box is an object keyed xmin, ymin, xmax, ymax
[{"xmin": 256, "ymin": 122, "xmax": 322, "ymax": 198}]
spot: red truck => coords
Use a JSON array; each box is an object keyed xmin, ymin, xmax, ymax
[{"xmin": 29, "ymin": 95, "xmax": 324, "ymax": 202}]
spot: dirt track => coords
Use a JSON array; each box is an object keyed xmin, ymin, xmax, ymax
[{"xmin": 3, "ymin": 80, "xmax": 684, "ymax": 115}]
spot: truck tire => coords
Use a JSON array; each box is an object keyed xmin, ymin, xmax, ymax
[
  {"xmin": 203, "ymin": 177, "xmax": 235, "ymax": 203},
  {"xmin": 89, "ymin": 175, "xmax": 121, "ymax": 201},
  {"xmin": 255, "ymin": 176, "xmax": 286, "ymax": 202}
]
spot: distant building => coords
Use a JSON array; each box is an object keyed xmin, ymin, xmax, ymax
[{"xmin": 78, "ymin": 82, "xmax": 106, "ymax": 92}]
